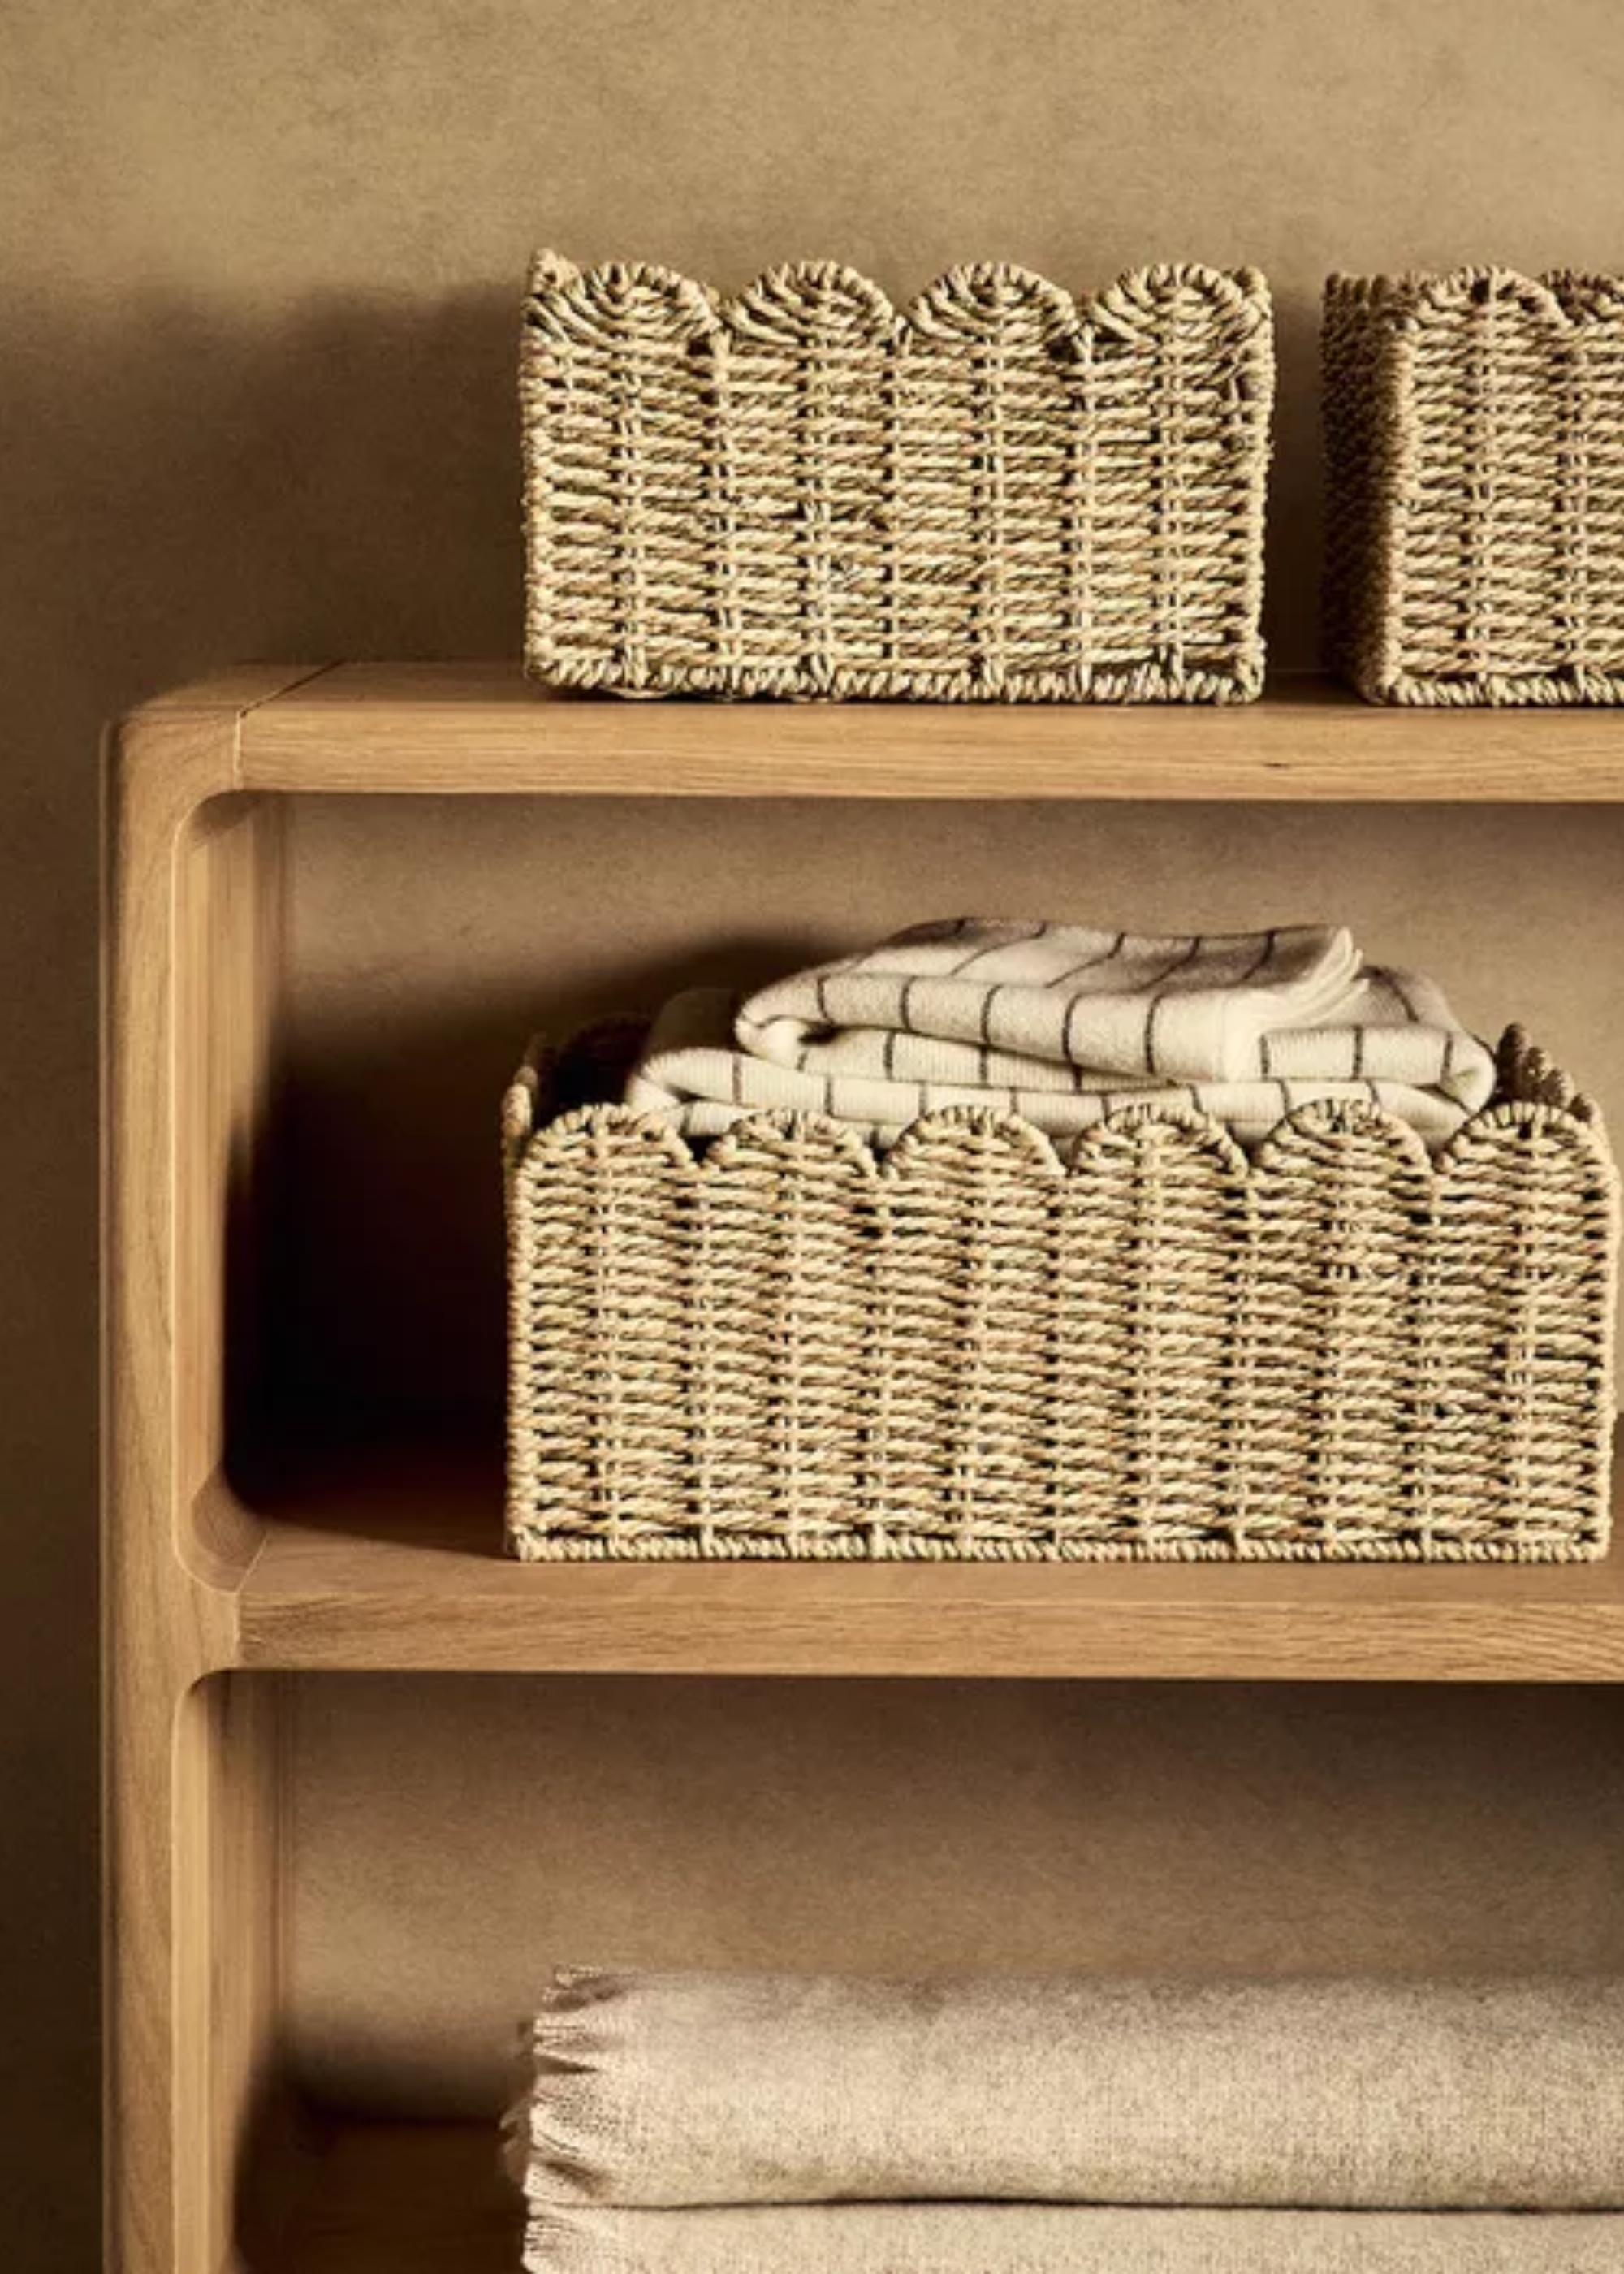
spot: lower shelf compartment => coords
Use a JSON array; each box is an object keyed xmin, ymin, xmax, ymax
[{"xmin": 251, "ymin": 2119, "xmax": 517, "ymax": 2274}]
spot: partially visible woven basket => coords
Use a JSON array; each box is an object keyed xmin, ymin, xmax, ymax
[
  {"xmin": 1324, "ymin": 270, "xmax": 1624, "ymax": 704},
  {"xmin": 504, "ymin": 1027, "xmax": 1617, "ymax": 1563},
  {"xmin": 522, "ymin": 254, "xmax": 1273, "ymax": 703}
]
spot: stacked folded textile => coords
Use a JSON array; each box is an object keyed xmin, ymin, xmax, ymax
[
  {"xmin": 626, "ymin": 919, "xmax": 1497, "ymax": 1149},
  {"xmin": 509, "ymin": 1972, "xmax": 1624, "ymax": 2272}
]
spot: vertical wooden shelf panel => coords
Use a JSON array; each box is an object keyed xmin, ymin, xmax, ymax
[
  {"xmin": 104, "ymin": 672, "xmax": 314, "ymax": 2274},
  {"xmin": 103, "ymin": 665, "xmax": 1624, "ymax": 2273}
]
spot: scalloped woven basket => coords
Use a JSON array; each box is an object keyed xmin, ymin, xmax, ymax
[
  {"xmin": 504, "ymin": 1028, "xmax": 1618, "ymax": 1563},
  {"xmin": 1325, "ymin": 270, "xmax": 1624, "ymax": 705},
  {"xmin": 521, "ymin": 255, "xmax": 1273, "ymax": 703}
]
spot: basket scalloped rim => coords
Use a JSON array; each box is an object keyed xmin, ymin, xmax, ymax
[
  {"xmin": 525, "ymin": 251, "xmax": 1272, "ymax": 349},
  {"xmin": 508, "ymin": 1087, "xmax": 1613, "ymax": 1192},
  {"xmin": 1327, "ymin": 266, "xmax": 1624, "ymax": 329}
]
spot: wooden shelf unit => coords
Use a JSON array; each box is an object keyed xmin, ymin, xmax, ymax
[{"xmin": 104, "ymin": 664, "xmax": 1624, "ymax": 2274}]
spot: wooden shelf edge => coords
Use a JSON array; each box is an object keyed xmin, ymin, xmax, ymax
[
  {"xmin": 196, "ymin": 1442, "xmax": 1624, "ymax": 1683},
  {"xmin": 182, "ymin": 662, "xmax": 1624, "ymax": 802}
]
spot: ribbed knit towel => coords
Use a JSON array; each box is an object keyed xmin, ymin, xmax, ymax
[
  {"xmin": 526, "ymin": 2203, "xmax": 1624, "ymax": 2273},
  {"xmin": 511, "ymin": 1971, "xmax": 1624, "ymax": 2212},
  {"xmin": 624, "ymin": 921, "xmax": 1496, "ymax": 1148}
]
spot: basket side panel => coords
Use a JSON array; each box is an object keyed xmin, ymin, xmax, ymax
[
  {"xmin": 523, "ymin": 275, "xmax": 717, "ymax": 694},
  {"xmin": 1246, "ymin": 1115, "xmax": 1430, "ymax": 1554},
  {"xmin": 1418, "ymin": 1113, "xmax": 1617, "ymax": 1558},
  {"xmin": 1047, "ymin": 271, "xmax": 1272, "ymax": 701},
  {"xmin": 1567, "ymin": 309, "xmax": 1624, "ymax": 680},
  {"xmin": 1331, "ymin": 273, "xmax": 1624, "ymax": 703},
  {"xmin": 890, "ymin": 326, "xmax": 980, "ymax": 690},
  {"xmin": 1158, "ymin": 279, "xmax": 1272, "ymax": 696},
  {"xmin": 523, "ymin": 331, "xmax": 624, "ymax": 684},
  {"xmin": 693, "ymin": 1130, "xmax": 876, "ymax": 1554},
  {"xmin": 1053, "ymin": 1120, "xmax": 1249, "ymax": 1553},
  {"xmin": 723, "ymin": 273, "xmax": 896, "ymax": 695},
  {"xmin": 1399, "ymin": 296, "xmax": 1569, "ymax": 684},
  {"xmin": 893, "ymin": 275, "xmax": 1083, "ymax": 697},
  {"xmin": 1087, "ymin": 271, "xmax": 1271, "ymax": 700},
  {"xmin": 508, "ymin": 1125, "xmax": 695, "ymax": 1557},
  {"xmin": 677, "ymin": 1155, "xmax": 774, "ymax": 1553},
  {"xmin": 872, "ymin": 1125, "xmax": 1057, "ymax": 1553}
]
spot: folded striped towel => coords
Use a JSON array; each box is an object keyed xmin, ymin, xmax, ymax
[{"xmin": 625, "ymin": 921, "xmax": 1496, "ymax": 1149}]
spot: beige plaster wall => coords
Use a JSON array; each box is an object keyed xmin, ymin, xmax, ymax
[{"xmin": 6, "ymin": 3, "xmax": 1624, "ymax": 2264}]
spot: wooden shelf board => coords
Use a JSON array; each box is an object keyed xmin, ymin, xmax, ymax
[
  {"xmin": 249, "ymin": 2118, "xmax": 516, "ymax": 2274},
  {"xmin": 213, "ymin": 1439, "xmax": 1624, "ymax": 1682},
  {"xmin": 215, "ymin": 663, "xmax": 1624, "ymax": 802}
]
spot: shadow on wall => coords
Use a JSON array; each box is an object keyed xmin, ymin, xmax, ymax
[
  {"xmin": 266, "ymin": 930, "xmax": 854, "ymax": 1450},
  {"xmin": 0, "ymin": 279, "xmax": 525, "ymax": 2274},
  {"xmin": 0, "ymin": 264, "xmax": 530, "ymax": 1788},
  {"xmin": 4, "ymin": 281, "xmax": 525, "ymax": 694},
  {"xmin": 1263, "ymin": 288, "xmax": 1320, "ymax": 667}
]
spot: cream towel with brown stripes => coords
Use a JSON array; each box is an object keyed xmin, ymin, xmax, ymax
[{"xmin": 624, "ymin": 921, "xmax": 1496, "ymax": 1149}]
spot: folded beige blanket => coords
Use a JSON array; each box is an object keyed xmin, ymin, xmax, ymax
[
  {"xmin": 528, "ymin": 2203, "xmax": 1624, "ymax": 2273},
  {"xmin": 514, "ymin": 1971, "xmax": 1624, "ymax": 2211}
]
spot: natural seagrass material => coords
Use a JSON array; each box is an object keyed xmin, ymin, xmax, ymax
[
  {"xmin": 1324, "ymin": 270, "xmax": 1624, "ymax": 705},
  {"xmin": 521, "ymin": 254, "xmax": 1273, "ymax": 702},
  {"xmin": 505, "ymin": 1027, "xmax": 1618, "ymax": 1563}
]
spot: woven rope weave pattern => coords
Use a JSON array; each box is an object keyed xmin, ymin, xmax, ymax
[
  {"xmin": 522, "ymin": 254, "xmax": 1272, "ymax": 703},
  {"xmin": 1324, "ymin": 270, "xmax": 1624, "ymax": 705},
  {"xmin": 504, "ymin": 1027, "xmax": 1618, "ymax": 1563}
]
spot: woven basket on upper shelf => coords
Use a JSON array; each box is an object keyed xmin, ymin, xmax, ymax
[
  {"xmin": 503, "ymin": 1026, "xmax": 1618, "ymax": 1563},
  {"xmin": 521, "ymin": 254, "xmax": 1273, "ymax": 703},
  {"xmin": 1324, "ymin": 269, "xmax": 1624, "ymax": 705}
]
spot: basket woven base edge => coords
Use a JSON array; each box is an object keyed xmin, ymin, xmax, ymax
[
  {"xmin": 504, "ymin": 1527, "xmax": 1613, "ymax": 1565},
  {"xmin": 522, "ymin": 657, "xmax": 1265, "ymax": 707},
  {"xmin": 1349, "ymin": 666, "xmax": 1624, "ymax": 707}
]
